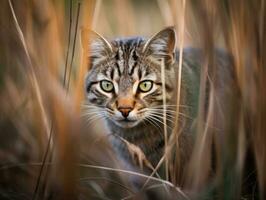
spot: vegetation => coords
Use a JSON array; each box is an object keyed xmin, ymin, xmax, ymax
[{"xmin": 0, "ymin": 0, "xmax": 265, "ymax": 199}]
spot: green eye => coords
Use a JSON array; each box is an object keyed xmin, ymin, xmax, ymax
[
  {"xmin": 138, "ymin": 80, "xmax": 153, "ymax": 92},
  {"xmin": 100, "ymin": 80, "xmax": 114, "ymax": 92}
]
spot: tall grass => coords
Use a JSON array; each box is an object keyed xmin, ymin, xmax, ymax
[{"xmin": 0, "ymin": 0, "xmax": 265, "ymax": 199}]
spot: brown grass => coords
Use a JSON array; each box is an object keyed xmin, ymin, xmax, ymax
[{"xmin": 0, "ymin": 0, "xmax": 265, "ymax": 199}]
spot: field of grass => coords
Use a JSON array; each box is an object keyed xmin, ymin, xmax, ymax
[{"xmin": 0, "ymin": 0, "xmax": 265, "ymax": 199}]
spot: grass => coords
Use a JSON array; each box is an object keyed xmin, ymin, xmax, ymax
[{"xmin": 0, "ymin": 0, "xmax": 265, "ymax": 199}]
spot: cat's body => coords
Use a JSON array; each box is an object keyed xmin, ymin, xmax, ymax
[
  {"xmin": 106, "ymin": 48, "xmax": 203, "ymax": 169},
  {"xmin": 84, "ymin": 27, "xmax": 235, "ymax": 185}
]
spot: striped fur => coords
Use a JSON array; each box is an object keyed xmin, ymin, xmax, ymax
[
  {"xmin": 84, "ymin": 27, "xmax": 176, "ymax": 170},
  {"xmin": 84, "ymin": 27, "xmax": 235, "ymax": 178}
]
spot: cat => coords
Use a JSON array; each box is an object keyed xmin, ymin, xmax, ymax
[{"xmin": 83, "ymin": 27, "xmax": 236, "ymax": 187}]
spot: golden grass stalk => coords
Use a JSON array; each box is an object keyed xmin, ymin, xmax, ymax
[
  {"xmin": 170, "ymin": 0, "xmax": 187, "ymax": 185},
  {"xmin": 161, "ymin": 58, "xmax": 169, "ymax": 181},
  {"xmin": 7, "ymin": 0, "xmax": 50, "ymax": 139},
  {"xmin": 0, "ymin": 0, "xmax": 265, "ymax": 199}
]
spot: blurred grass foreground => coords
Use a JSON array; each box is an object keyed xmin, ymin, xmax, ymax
[{"xmin": 0, "ymin": 0, "xmax": 265, "ymax": 199}]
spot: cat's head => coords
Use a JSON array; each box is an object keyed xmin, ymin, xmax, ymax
[{"xmin": 84, "ymin": 27, "xmax": 176, "ymax": 128}]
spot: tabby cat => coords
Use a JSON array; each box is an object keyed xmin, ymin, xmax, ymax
[{"xmin": 84, "ymin": 27, "xmax": 235, "ymax": 185}]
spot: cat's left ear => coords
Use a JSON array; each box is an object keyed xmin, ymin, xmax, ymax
[
  {"xmin": 81, "ymin": 28, "xmax": 113, "ymax": 67},
  {"xmin": 143, "ymin": 27, "xmax": 176, "ymax": 64}
]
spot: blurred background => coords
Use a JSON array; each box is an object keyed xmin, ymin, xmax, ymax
[{"xmin": 0, "ymin": 0, "xmax": 265, "ymax": 199}]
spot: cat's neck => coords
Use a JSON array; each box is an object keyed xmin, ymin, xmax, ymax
[
  {"xmin": 106, "ymin": 120, "xmax": 168, "ymax": 167},
  {"xmin": 107, "ymin": 120, "xmax": 161, "ymax": 141}
]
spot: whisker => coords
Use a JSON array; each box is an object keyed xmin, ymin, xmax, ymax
[
  {"xmin": 148, "ymin": 109, "xmax": 193, "ymax": 120},
  {"xmin": 147, "ymin": 115, "xmax": 173, "ymax": 131},
  {"xmin": 84, "ymin": 113, "xmax": 104, "ymax": 122},
  {"xmin": 148, "ymin": 112, "xmax": 176, "ymax": 120},
  {"xmin": 81, "ymin": 104, "xmax": 105, "ymax": 109},
  {"xmin": 81, "ymin": 110, "xmax": 105, "ymax": 117},
  {"xmin": 147, "ymin": 108, "xmax": 177, "ymax": 112},
  {"xmin": 85, "ymin": 114, "xmax": 105, "ymax": 127},
  {"xmin": 147, "ymin": 110, "xmax": 176, "ymax": 117},
  {"xmin": 151, "ymin": 104, "xmax": 191, "ymax": 108},
  {"xmin": 83, "ymin": 110, "xmax": 105, "ymax": 118},
  {"xmin": 138, "ymin": 109, "xmax": 178, "ymax": 116},
  {"xmin": 147, "ymin": 109, "xmax": 177, "ymax": 115},
  {"xmin": 143, "ymin": 118, "xmax": 162, "ymax": 133},
  {"xmin": 148, "ymin": 114, "xmax": 175, "ymax": 125}
]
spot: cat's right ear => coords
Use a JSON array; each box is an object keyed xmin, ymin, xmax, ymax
[
  {"xmin": 143, "ymin": 27, "xmax": 176, "ymax": 64},
  {"xmin": 81, "ymin": 28, "xmax": 113, "ymax": 66}
]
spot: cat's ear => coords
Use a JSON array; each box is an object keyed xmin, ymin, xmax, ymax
[
  {"xmin": 143, "ymin": 27, "xmax": 176, "ymax": 64},
  {"xmin": 81, "ymin": 28, "xmax": 113, "ymax": 66}
]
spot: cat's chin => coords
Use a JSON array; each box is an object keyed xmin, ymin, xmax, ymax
[{"xmin": 112, "ymin": 119, "xmax": 140, "ymax": 128}]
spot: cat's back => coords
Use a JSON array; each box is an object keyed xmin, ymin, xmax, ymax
[{"xmin": 175, "ymin": 47, "xmax": 237, "ymax": 134}]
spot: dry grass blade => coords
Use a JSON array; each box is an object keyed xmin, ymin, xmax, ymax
[
  {"xmin": 170, "ymin": 0, "xmax": 186, "ymax": 184},
  {"xmin": 78, "ymin": 163, "xmax": 185, "ymax": 193},
  {"xmin": 114, "ymin": 135, "xmax": 154, "ymax": 170},
  {"xmin": 7, "ymin": 2, "xmax": 53, "ymax": 198},
  {"xmin": 67, "ymin": 2, "xmax": 81, "ymax": 92},
  {"xmin": 63, "ymin": 0, "xmax": 73, "ymax": 87},
  {"xmin": 0, "ymin": 0, "xmax": 265, "ymax": 199},
  {"xmin": 7, "ymin": 0, "xmax": 50, "ymax": 138},
  {"xmin": 161, "ymin": 59, "xmax": 169, "ymax": 181}
]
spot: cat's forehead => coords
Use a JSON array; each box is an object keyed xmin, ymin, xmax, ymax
[
  {"xmin": 88, "ymin": 36, "xmax": 159, "ymax": 84},
  {"xmin": 107, "ymin": 37, "xmax": 157, "ymax": 78},
  {"xmin": 111, "ymin": 37, "xmax": 146, "ymax": 68},
  {"xmin": 111, "ymin": 37, "xmax": 146, "ymax": 50}
]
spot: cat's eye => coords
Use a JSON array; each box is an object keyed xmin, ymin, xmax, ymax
[
  {"xmin": 138, "ymin": 80, "xmax": 153, "ymax": 92},
  {"xmin": 100, "ymin": 80, "xmax": 114, "ymax": 92}
]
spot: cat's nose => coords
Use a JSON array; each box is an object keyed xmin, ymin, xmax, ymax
[
  {"xmin": 118, "ymin": 107, "xmax": 133, "ymax": 118},
  {"xmin": 116, "ymin": 96, "xmax": 135, "ymax": 118}
]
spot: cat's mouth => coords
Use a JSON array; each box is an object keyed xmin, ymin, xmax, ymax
[{"xmin": 112, "ymin": 118, "xmax": 140, "ymax": 128}]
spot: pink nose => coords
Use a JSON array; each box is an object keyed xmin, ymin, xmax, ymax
[{"xmin": 118, "ymin": 107, "xmax": 132, "ymax": 118}]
